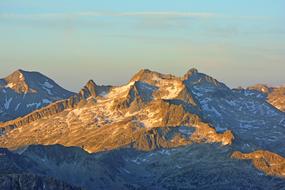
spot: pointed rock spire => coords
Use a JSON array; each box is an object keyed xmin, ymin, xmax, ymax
[{"xmin": 79, "ymin": 80, "xmax": 98, "ymax": 99}]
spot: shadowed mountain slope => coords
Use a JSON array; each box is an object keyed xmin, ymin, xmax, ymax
[{"xmin": 0, "ymin": 70, "xmax": 74, "ymax": 122}]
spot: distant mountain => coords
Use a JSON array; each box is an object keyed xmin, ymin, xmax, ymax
[
  {"xmin": 0, "ymin": 69, "xmax": 234, "ymax": 151},
  {"xmin": 239, "ymin": 84, "xmax": 285, "ymax": 112},
  {"xmin": 0, "ymin": 68, "xmax": 285, "ymax": 189},
  {"xmin": 0, "ymin": 144, "xmax": 284, "ymax": 190},
  {"xmin": 0, "ymin": 147, "xmax": 82, "ymax": 190},
  {"xmin": 0, "ymin": 70, "xmax": 74, "ymax": 122}
]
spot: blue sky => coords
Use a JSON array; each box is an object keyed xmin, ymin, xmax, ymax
[{"xmin": 0, "ymin": 0, "xmax": 284, "ymax": 91}]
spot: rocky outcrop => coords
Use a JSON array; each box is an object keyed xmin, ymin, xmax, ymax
[
  {"xmin": 231, "ymin": 150, "xmax": 285, "ymax": 178},
  {"xmin": 79, "ymin": 80, "xmax": 112, "ymax": 99},
  {"xmin": 267, "ymin": 87, "xmax": 285, "ymax": 112},
  {"xmin": 247, "ymin": 84, "xmax": 271, "ymax": 94},
  {"xmin": 191, "ymin": 122, "xmax": 234, "ymax": 146}
]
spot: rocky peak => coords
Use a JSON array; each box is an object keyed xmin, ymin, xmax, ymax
[
  {"xmin": 183, "ymin": 68, "xmax": 198, "ymax": 80},
  {"xmin": 130, "ymin": 69, "xmax": 176, "ymax": 84},
  {"xmin": 130, "ymin": 69, "xmax": 151, "ymax": 80},
  {"xmin": 78, "ymin": 80, "xmax": 112, "ymax": 99},
  {"xmin": 79, "ymin": 80, "xmax": 97, "ymax": 99},
  {"xmin": 247, "ymin": 84, "xmax": 271, "ymax": 94},
  {"xmin": 4, "ymin": 69, "xmax": 32, "ymax": 93},
  {"xmin": 183, "ymin": 69, "xmax": 229, "ymax": 91}
]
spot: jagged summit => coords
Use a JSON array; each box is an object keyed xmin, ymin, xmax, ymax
[
  {"xmin": 129, "ymin": 69, "xmax": 153, "ymax": 81},
  {"xmin": 80, "ymin": 79, "xmax": 112, "ymax": 98},
  {"xmin": 79, "ymin": 80, "xmax": 98, "ymax": 98},
  {"xmin": 5, "ymin": 69, "xmax": 40, "ymax": 83},
  {"xmin": 184, "ymin": 68, "xmax": 199, "ymax": 79},
  {"xmin": 3, "ymin": 69, "xmax": 31, "ymax": 93},
  {"xmin": 129, "ymin": 68, "xmax": 225, "ymax": 91},
  {"xmin": 247, "ymin": 84, "xmax": 271, "ymax": 93},
  {"xmin": 128, "ymin": 67, "xmax": 199, "ymax": 83},
  {"xmin": 86, "ymin": 79, "xmax": 96, "ymax": 87},
  {"xmin": 185, "ymin": 68, "xmax": 199, "ymax": 74},
  {"xmin": 130, "ymin": 68, "xmax": 176, "ymax": 83}
]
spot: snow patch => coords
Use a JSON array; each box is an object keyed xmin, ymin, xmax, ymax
[
  {"xmin": 15, "ymin": 103, "xmax": 21, "ymax": 111},
  {"xmin": 42, "ymin": 99, "xmax": 52, "ymax": 104},
  {"xmin": 226, "ymin": 100, "xmax": 237, "ymax": 106},
  {"xmin": 120, "ymin": 168, "xmax": 131, "ymax": 174},
  {"xmin": 161, "ymin": 85, "xmax": 182, "ymax": 99},
  {"xmin": 98, "ymin": 91, "xmax": 108, "ymax": 97},
  {"xmin": 4, "ymin": 97, "xmax": 12, "ymax": 109},
  {"xmin": 41, "ymin": 81, "xmax": 54, "ymax": 95},
  {"xmin": 107, "ymin": 82, "xmax": 135, "ymax": 99},
  {"xmin": 19, "ymin": 72, "xmax": 24, "ymax": 80},
  {"xmin": 43, "ymin": 81, "xmax": 54, "ymax": 88},
  {"xmin": 157, "ymin": 79, "xmax": 183, "ymax": 99},
  {"xmin": 27, "ymin": 102, "xmax": 42, "ymax": 108},
  {"xmin": 159, "ymin": 149, "xmax": 171, "ymax": 155},
  {"xmin": 178, "ymin": 127, "xmax": 194, "ymax": 135},
  {"xmin": 42, "ymin": 87, "xmax": 53, "ymax": 95}
]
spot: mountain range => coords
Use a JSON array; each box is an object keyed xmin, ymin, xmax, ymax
[{"xmin": 0, "ymin": 68, "xmax": 284, "ymax": 190}]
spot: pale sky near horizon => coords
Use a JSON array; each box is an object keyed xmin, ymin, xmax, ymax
[{"xmin": 0, "ymin": 0, "xmax": 284, "ymax": 91}]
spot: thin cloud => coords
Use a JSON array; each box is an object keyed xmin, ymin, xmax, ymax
[
  {"xmin": 113, "ymin": 12, "xmax": 218, "ymax": 18},
  {"xmin": 0, "ymin": 11, "xmax": 219, "ymax": 20}
]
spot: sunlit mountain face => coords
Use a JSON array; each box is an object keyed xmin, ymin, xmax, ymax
[
  {"xmin": 0, "ymin": 68, "xmax": 284, "ymax": 190},
  {"xmin": 1, "ymin": 0, "xmax": 284, "ymax": 189}
]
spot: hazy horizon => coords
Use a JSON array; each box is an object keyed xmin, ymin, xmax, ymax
[{"xmin": 1, "ymin": 0, "xmax": 284, "ymax": 91}]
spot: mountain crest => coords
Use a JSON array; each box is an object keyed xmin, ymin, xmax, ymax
[
  {"xmin": 130, "ymin": 68, "xmax": 176, "ymax": 83},
  {"xmin": 247, "ymin": 84, "xmax": 271, "ymax": 93},
  {"xmin": 4, "ymin": 69, "xmax": 32, "ymax": 93},
  {"xmin": 79, "ymin": 80, "xmax": 97, "ymax": 99},
  {"xmin": 0, "ymin": 69, "xmax": 74, "ymax": 122},
  {"xmin": 183, "ymin": 68, "xmax": 198, "ymax": 79}
]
